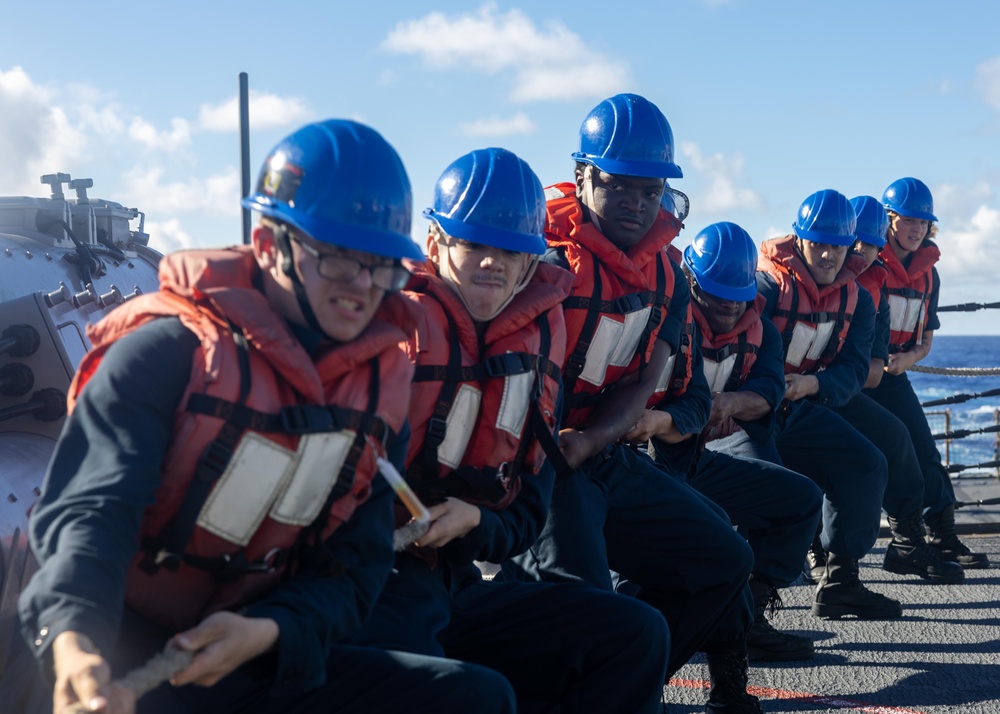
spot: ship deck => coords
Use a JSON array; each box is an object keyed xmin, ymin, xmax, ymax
[{"xmin": 664, "ymin": 477, "xmax": 1000, "ymax": 714}]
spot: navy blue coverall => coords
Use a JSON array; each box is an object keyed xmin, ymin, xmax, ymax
[
  {"xmin": 833, "ymin": 283, "xmax": 928, "ymax": 520},
  {"xmin": 14, "ymin": 318, "xmax": 516, "ymax": 714},
  {"xmin": 737, "ymin": 273, "xmax": 889, "ymax": 561},
  {"xmin": 652, "ymin": 319, "xmax": 822, "ymax": 591},
  {"xmin": 503, "ymin": 259, "xmax": 754, "ymax": 679},
  {"xmin": 863, "ymin": 267, "xmax": 957, "ymax": 516}
]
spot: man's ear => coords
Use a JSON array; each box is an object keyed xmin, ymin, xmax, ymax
[
  {"xmin": 574, "ymin": 165, "xmax": 586, "ymax": 199},
  {"xmin": 426, "ymin": 232, "xmax": 441, "ymax": 266},
  {"xmin": 252, "ymin": 223, "xmax": 278, "ymax": 271}
]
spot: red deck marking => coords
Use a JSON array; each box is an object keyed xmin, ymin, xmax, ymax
[{"xmin": 668, "ymin": 678, "xmax": 929, "ymax": 714}]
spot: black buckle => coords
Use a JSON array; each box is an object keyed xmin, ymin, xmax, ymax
[
  {"xmin": 214, "ymin": 549, "xmax": 282, "ymax": 582},
  {"xmin": 565, "ymin": 351, "xmax": 588, "ymax": 378},
  {"xmin": 484, "ymin": 352, "xmax": 530, "ymax": 378},
  {"xmin": 156, "ymin": 549, "xmax": 182, "ymax": 571},
  {"xmin": 280, "ymin": 405, "xmax": 335, "ymax": 434},
  {"xmin": 614, "ymin": 293, "xmax": 643, "ymax": 313},
  {"xmin": 243, "ymin": 548, "xmax": 284, "ymax": 574},
  {"xmin": 426, "ymin": 416, "xmax": 448, "ymax": 446}
]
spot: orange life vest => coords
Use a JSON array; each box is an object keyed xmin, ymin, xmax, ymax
[
  {"xmin": 879, "ymin": 241, "xmax": 940, "ymax": 353},
  {"xmin": 856, "ymin": 258, "xmax": 888, "ymax": 306},
  {"xmin": 69, "ymin": 246, "xmax": 418, "ymax": 631},
  {"xmin": 544, "ymin": 183, "xmax": 680, "ymax": 429},
  {"xmin": 403, "ymin": 261, "xmax": 570, "ymax": 512},
  {"xmin": 758, "ymin": 235, "xmax": 865, "ymax": 375},
  {"xmin": 692, "ymin": 295, "xmax": 767, "ymax": 441}
]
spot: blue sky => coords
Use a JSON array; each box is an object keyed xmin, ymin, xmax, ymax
[{"xmin": 2, "ymin": 0, "xmax": 999, "ymax": 334}]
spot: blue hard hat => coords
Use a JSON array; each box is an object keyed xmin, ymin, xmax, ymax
[
  {"xmin": 792, "ymin": 189, "xmax": 857, "ymax": 247},
  {"xmin": 882, "ymin": 177, "xmax": 937, "ymax": 222},
  {"xmin": 571, "ymin": 93, "xmax": 683, "ymax": 179},
  {"xmin": 683, "ymin": 222, "xmax": 758, "ymax": 302},
  {"xmin": 850, "ymin": 195, "xmax": 889, "ymax": 248},
  {"xmin": 423, "ymin": 147, "xmax": 546, "ymax": 255},
  {"xmin": 242, "ymin": 119, "xmax": 422, "ymax": 260}
]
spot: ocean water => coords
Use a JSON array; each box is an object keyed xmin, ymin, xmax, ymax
[{"xmin": 907, "ymin": 335, "xmax": 1000, "ymax": 473}]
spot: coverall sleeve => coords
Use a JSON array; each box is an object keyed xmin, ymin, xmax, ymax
[
  {"xmin": 741, "ymin": 318, "xmax": 787, "ymax": 410},
  {"xmin": 925, "ymin": 267, "xmax": 942, "ymax": 332},
  {"xmin": 656, "ymin": 334, "xmax": 711, "ymax": 437},
  {"xmin": 20, "ymin": 318, "xmax": 197, "ymax": 667},
  {"xmin": 649, "ymin": 334, "xmax": 711, "ymax": 473},
  {"xmin": 655, "ymin": 260, "xmax": 689, "ymax": 351},
  {"xmin": 871, "ymin": 290, "xmax": 891, "ymax": 363},
  {"xmin": 755, "ymin": 272, "xmax": 780, "ymax": 320},
  {"xmin": 733, "ymin": 317, "xmax": 786, "ymax": 441}
]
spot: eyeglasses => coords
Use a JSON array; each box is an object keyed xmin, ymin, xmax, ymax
[{"xmin": 293, "ymin": 237, "xmax": 411, "ymax": 292}]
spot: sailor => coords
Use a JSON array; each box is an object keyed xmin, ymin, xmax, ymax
[
  {"xmin": 755, "ymin": 189, "xmax": 901, "ymax": 620},
  {"xmin": 801, "ymin": 195, "xmax": 891, "ymax": 580},
  {"xmin": 500, "ymin": 94, "xmax": 758, "ymax": 714},
  {"xmin": 642, "ymin": 223, "xmax": 823, "ymax": 663},
  {"xmin": 351, "ymin": 147, "xmax": 670, "ymax": 713},
  {"xmin": 863, "ymin": 178, "xmax": 989, "ymax": 569},
  {"xmin": 17, "ymin": 120, "xmax": 516, "ymax": 714},
  {"xmin": 824, "ymin": 196, "xmax": 965, "ymax": 584}
]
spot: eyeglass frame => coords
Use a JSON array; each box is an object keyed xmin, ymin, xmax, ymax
[{"xmin": 291, "ymin": 234, "xmax": 412, "ymax": 292}]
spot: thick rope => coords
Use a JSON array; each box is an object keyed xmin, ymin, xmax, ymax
[
  {"xmin": 910, "ymin": 364, "xmax": 1000, "ymax": 376},
  {"xmin": 64, "ymin": 645, "xmax": 194, "ymax": 713}
]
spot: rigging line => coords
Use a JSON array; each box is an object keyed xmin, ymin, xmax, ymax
[
  {"xmin": 946, "ymin": 459, "xmax": 1000, "ymax": 474},
  {"xmin": 932, "ymin": 423, "xmax": 1000, "ymax": 441},
  {"xmin": 910, "ymin": 364, "xmax": 1000, "ymax": 377},
  {"xmin": 921, "ymin": 386, "xmax": 1000, "ymax": 407},
  {"xmin": 936, "ymin": 301, "xmax": 1000, "ymax": 312}
]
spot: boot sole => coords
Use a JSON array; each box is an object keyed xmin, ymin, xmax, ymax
[
  {"xmin": 812, "ymin": 602, "xmax": 903, "ymax": 620},
  {"xmin": 882, "ymin": 558, "xmax": 966, "ymax": 583}
]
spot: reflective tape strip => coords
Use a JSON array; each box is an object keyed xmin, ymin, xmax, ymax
[
  {"xmin": 438, "ymin": 384, "xmax": 481, "ymax": 468},
  {"xmin": 703, "ymin": 354, "xmax": 737, "ymax": 393},
  {"xmin": 580, "ymin": 307, "xmax": 652, "ymax": 386}
]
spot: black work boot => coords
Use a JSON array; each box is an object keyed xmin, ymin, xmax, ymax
[
  {"xmin": 746, "ymin": 576, "xmax": 814, "ymax": 661},
  {"xmin": 924, "ymin": 505, "xmax": 990, "ymax": 569},
  {"xmin": 812, "ymin": 552, "xmax": 903, "ymax": 620},
  {"xmin": 705, "ymin": 648, "xmax": 763, "ymax": 714},
  {"xmin": 883, "ymin": 512, "xmax": 965, "ymax": 583},
  {"xmin": 802, "ymin": 534, "xmax": 826, "ymax": 585}
]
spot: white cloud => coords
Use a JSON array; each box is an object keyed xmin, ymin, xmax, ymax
[
  {"xmin": 382, "ymin": 4, "xmax": 630, "ymax": 102},
  {"xmin": 973, "ymin": 56, "xmax": 1000, "ymax": 112},
  {"xmin": 679, "ymin": 141, "xmax": 764, "ymax": 214},
  {"xmin": 119, "ymin": 166, "xmax": 241, "ymax": 218},
  {"xmin": 145, "ymin": 217, "xmax": 199, "ymax": 254},
  {"xmin": 0, "ymin": 66, "xmax": 88, "ymax": 194},
  {"xmin": 460, "ymin": 112, "xmax": 537, "ymax": 137},
  {"xmin": 198, "ymin": 91, "xmax": 312, "ymax": 132},
  {"xmin": 77, "ymin": 102, "xmax": 126, "ymax": 139},
  {"xmin": 128, "ymin": 116, "xmax": 192, "ymax": 151},
  {"xmin": 937, "ymin": 204, "xmax": 1000, "ymax": 286}
]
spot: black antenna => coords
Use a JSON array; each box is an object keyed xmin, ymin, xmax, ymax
[{"xmin": 239, "ymin": 72, "xmax": 251, "ymax": 245}]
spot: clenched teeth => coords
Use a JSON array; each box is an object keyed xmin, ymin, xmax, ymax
[{"xmin": 334, "ymin": 296, "xmax": 362, "ymax": 311}]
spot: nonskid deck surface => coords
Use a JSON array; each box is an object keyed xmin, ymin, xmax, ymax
[{"xmin": 664, "ymin": 532, "xmax": 1000, "ymax": 714}]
